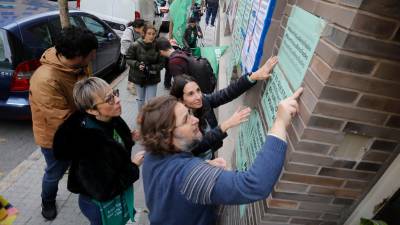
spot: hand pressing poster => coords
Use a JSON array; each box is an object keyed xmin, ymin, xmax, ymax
[{"xmin": 262, "ymin": 6, "xmax": 326, "ymax": 128}]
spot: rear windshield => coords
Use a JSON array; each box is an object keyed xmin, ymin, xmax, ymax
[{"xmin": 0, "ymin": 30, "xmax": 12, "ymax": 68}]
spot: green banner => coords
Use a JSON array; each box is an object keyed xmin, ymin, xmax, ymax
[
  {"xmin": 199, "ymin": 46, "xmax": 228, "ymax": 77},
  {"xmin": 169, "ymin": 0, "xmax": 192, "ymax": 47}
]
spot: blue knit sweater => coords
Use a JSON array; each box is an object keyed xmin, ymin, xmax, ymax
[{"xmin": 142, "ymin": 135, "xmax": 287, "ymax": 225}]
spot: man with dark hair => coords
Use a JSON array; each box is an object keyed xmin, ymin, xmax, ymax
[
  {"xmin": 157, "ymin": 37, "xmax": 217, "ymax": 93},
  {"xmin": 29, "ymin": 26, "xmax": 98, "ymax": 220},
  {"xmin": 183, "ymin": 17, "xmax": 203, "ymax": 50},
  {"xmin": 139, "ymin": 87, "xmax": 303, "ymax": 225},
  {"xmin": 156, "ymin": 37, "xmax": 192, "ymax": 77},
  {"xmin": 156, "ymin": 37, "xmax": 187, "ymax": 89}
]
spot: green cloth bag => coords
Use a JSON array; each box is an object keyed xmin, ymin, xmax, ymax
[
  {"xmin": 191, "ymin": 47, "xmax": 201, "ymax": 57},
  {"xmin": 92, "ymin": 186, "xmax": 136, "ymax": 225}
]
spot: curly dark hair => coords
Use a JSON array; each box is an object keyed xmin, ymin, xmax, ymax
[
  {"xmin": 138, "ymin": 95, "xmax": 179, "ymax": 154},
  {"xmin": 55, "ymin": 26, "xmax": 98, "ymax": 59}
]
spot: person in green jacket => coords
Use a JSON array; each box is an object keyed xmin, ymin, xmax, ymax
[{"xmin": 183, "ymin": 17, "xmax": 203, "ymax": 50}]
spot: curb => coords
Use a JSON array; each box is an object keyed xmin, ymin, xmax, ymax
[
  {"xmin": 0, "ymin": 148, "xmax": 41, "ymax": 192},
  {"xmin": 110, "ymin": 69, "xmax": 128, "ymax": 88},
  {"xmin": 0, "ymin": 72, "xmax": 128, "ymax": 193}
]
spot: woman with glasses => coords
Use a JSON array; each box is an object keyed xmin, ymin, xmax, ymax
[
  {"xmin": 170, "ymin": 56, "xmax": 278, "ymax": 159},
  {"xmin": 52, "ymin": 77, "xmax": 144, "ymax": 225},
  {"xmin": 126, "ymin": 25, "xmax": 164, "ymax": 111}
]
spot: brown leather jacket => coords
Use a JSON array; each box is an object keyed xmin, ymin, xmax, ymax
[{"xmin": 29, "ymin": 47, "xmax": 89, "ymax": 148}]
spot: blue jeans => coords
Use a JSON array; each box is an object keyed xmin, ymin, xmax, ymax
[
  {"xmin": 79, "ymin": 194, "xmax": 102, "ymax": 225},
  {"xmin": 41, "ymin": 148, "xmax": 70, "ymax": 201},
  {"xmin": 206, "ymin": 5, "xmax": 218, "ymax": 26},
  {"xmin": 135, "ymin": 84, "xmax": 157, "ymax": 111}
]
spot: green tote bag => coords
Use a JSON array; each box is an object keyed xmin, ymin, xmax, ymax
[{"xmin": 92, "ymin": 186, "xmax": 136, "ymax": 225}]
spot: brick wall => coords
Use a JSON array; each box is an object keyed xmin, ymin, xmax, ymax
[{"xmin": 218, "ymin": 0, "xmax": 400, "ymax": 224}]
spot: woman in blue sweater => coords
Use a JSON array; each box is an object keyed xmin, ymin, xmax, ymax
[
  {"xmin": 139, "ymin": 88, "xmax": 303, "ymax": 225},
  {"xmin": 170, "ymin": 56, "xmax": 278, "ymax": 159}
]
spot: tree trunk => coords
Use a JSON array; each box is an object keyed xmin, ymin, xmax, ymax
[{"xmin": 58, "ymin": 0, "xmax": 70, "ymax": 28}]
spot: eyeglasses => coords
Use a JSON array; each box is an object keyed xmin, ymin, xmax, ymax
[
  {"xmin": 175, "ymin": 109, "xmax": 194, "ymax": 128},
  {"xmin": 92, "ymin": 89, "xmax": 119, "ymax": 108}
]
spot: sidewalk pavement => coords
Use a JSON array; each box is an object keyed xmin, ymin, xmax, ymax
[
  {"xmin": 0, "ymin": 70, "xmax": 169, "ymax": 225},
  {"xmin": 0, "ymin": 15, "xmax": 218, "ymax": 225}
]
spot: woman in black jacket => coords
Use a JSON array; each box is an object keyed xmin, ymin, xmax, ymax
[
  {"xmin": 126, "ymin": 25, "xmax": 164, "ymax": 111},
  {"xmin": 170, "ymin": 56, "xmax": 278, "ymax": 159},
  {"xmin": 53, "ymin": 77, "xmax": 144, "ymax": 225}
]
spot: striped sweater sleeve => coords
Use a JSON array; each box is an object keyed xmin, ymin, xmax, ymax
[
  {"xmin": 210, "ymin": 135, "xmax": 287, "ymax": 204},
  {"xmin": 180, "ymin": 162, "xmax": 223, "ymax": 204}
]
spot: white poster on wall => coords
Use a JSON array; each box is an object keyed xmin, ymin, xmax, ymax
[{"xmin": 241, "ymin": 0, "xmax": 276, "ymax": 73}]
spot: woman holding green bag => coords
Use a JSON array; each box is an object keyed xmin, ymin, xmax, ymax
[{"xmin": 53, "ymin": 77, "xmax": 144, "ymax": 225}]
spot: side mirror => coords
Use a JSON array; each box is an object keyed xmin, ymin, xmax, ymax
[{"xmin": 107, "ymin": 32, "xmax": 116, "ymax": 40}]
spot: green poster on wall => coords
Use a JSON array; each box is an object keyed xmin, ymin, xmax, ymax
[
  {"xmin": 235, "ymin": 110, "xmax": 266, "ymax": 217},
  {"xmin": 261, "ymin": 66, "xmax": 293, "ymax": 128},
  {"xmin": 277, "ymin": 6, "xmax": 326, "ymax": 89},
  {"xmin": 262, "ymin": 6, "xmax": 326, "ymax": 128}
]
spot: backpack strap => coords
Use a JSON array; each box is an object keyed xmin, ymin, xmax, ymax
[{"xmin": 128, "ymin": 27, "xmax": 134, "ymax": 37}]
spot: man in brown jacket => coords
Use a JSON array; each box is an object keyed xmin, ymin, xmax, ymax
[{"xmin": 29, "ymin": 27, "xmax": 98, "ymax": 220}]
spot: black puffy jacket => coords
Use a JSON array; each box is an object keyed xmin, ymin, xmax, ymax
[
  {"xmin": 53, "ymin": 112, "xmax": 139, "ymax": 201},
  {"xmin": 193, "ymin": 74, "xmax": 256, "ymax": 157},
  {"xmin": 126, "ymin": 38, "xmax": 164, "ymax": 86}
]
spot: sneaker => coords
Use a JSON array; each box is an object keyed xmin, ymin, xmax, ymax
[{"xmin": 41, "ymin": 200, "xmax": 57, "ymax": 220}]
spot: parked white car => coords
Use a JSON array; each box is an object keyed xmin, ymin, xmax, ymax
[{"xmin": 79, "ymin": 0, "xmax": 169, "ymax": 33}]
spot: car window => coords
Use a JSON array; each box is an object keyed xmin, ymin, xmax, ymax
[
  {"xmin": 25, "ymin": 23, "xmax": 52, "ymax": 49},
  {"xmin": 0, "ymin": 30, "xmax": 12, "ymax": 67},
  {"xmin": 0, "ymin": 35, "xmax": 5, "ymax": 62},
  {"xmin": 48, "ymin": 16, "xmax": 80, "ymax": 33},
  {"xmin": 80, "ymin": 16, "xmax": 108, "ymax": 42}
]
